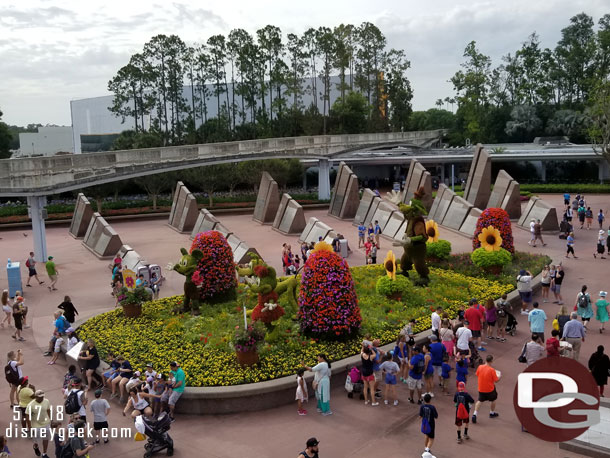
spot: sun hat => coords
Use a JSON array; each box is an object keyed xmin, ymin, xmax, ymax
[
  {"xmin": 458, "ymin": 381, "xmax": 465, "ymax": 391},
  {"xmin": 600, "ymin": 291, "xmax": 608, "ymax": 298}
]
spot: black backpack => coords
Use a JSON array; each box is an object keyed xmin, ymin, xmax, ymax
[
  {"xmin": 64, "ymin": 390, "xmax": 82, "ymax": 414},
  {"xmin": 578, "ymin": 293, "xmax": 589, "ymax": 309},
  {"xmin": 4, "ymin": 362, "xmax": 20, "ymax": 385}
]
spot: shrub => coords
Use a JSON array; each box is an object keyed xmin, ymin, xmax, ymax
[
  {"xmin": 298, "ymin": 243, "xmax": 361, "ymax": 339},
  {"xmin": 426, "ymin": 240, "xmax": 452, "ymax": 261},
  {"xmin": 470, "ymin": 247, "xmax": 512, "ymax": 269},
  {"xmin": 472, "ymin": 208, "xmax": 514, "ymax": 254},
  {"xmin": 117, "ymin": 286, "xmax": 152, "ymax": 307},
  {"xmin": 375, "ymin": 275, "xmax": 410, "ymax": 297},
  {"xmin": 190, "ymin": 231, "xmax": 237, "ymax": 302},
  {"xmin": 520, "ymin": 183, "xmax": 610, "ymax": 194},
  {"xmin": 234, "ymin": 321, "xmax": 266, "ymax": 352}
]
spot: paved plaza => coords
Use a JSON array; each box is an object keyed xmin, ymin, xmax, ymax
[{"xmin": 0, "ymin": 194, "xmax": 608, "ymax": 457}]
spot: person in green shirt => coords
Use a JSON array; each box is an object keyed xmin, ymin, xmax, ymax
[
  {"xmin": 168, "ymin": 361, "xmax": 185, "ymax": 420},
  {"xmin": 45, "ymin": 256, "xmax": 59, "ymax": 291},
  {"xmin": 596, "ymin": 291, "xmax": 609, "ymax": 334}
]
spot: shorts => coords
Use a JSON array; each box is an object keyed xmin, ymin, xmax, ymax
[
  {"xmin": 385, "ymin": 374, "xmax": 397, "ymax": 385},
  {"xmin": 433, "ymin": 366, "xmax": 442, "ymax": 377},
  {"xmin": 598, "ymin": 244, "xmax": 606, "ymax": 254},
  {"xmin": 541, "ymin": 283, "xmax": 550, "ymax": 288},
  {"xmin": 486, "ymin": 321, "xmax": 496, "ymax": 327},
  {"xmin": 496, "ymin": 316, "xmax": 508, "ymax": 329},
  {"xmin": 28, "ymin": 268, "xmax": 37, "ymax": 277},
  {"xmin": 425, "ymin": 427, "xmax": 435, "ymax": 439},
  {"xmin": 93, "ymin": 421, "xmax": 108, "ymax": 431},
  {"xmin": 361, "ymin": 374, "xmax": 375, "ymax": 383},
  {"xmin": 457, "ymin": 348, "xmax": 469, "ymax": 356},
  {"xmin": 455, "ymin": 417, "xmax": 470, "ymax": 427},
  {"xmin": 49, "ymin": 274, "xmax": 57, "ymax": 282},
  {"xmin": 471, "ymin": 330, "xmax": 481, "ymax": 338},
  {"xmin": 31, "ymin": 424, "xmax": 52, "ymax": 443},
  {"xmin": 374, "ymin": 370, "xmax": 381, "ymax": 382},
  {"xmin": 478, "ymin": 389, "xmax": 498, "ymax": 402},
  {"xmin": 168, "ymin": 390, "xmax": 183, "ymax": 406},
  {"xmin": 582, "ymin": 316, "xmax": 591, "ymax": 322},
  {"xmin": 554, "ymin": 284, "xmax": 562, "ymax": 294},
  {"xmin": 424, "ymin": 373, "xmax": 434, "ymax": 380},
  {"xmin": 406, "ymin": 376, "xmax": 423, "ymax": 390},
  {"xmin": 519, "ymin": 291, "xmax": 533, "ymax": 303},
  {"xmin": 160, "ymin": 391, "xmax": 170, "ymax": 403},
  {"xmin": 564, "ymin": 199, "xmax": 570, "ymax": 205},
  {"xmin": 103, "ymin": 371, "xmax": 119, "ymax": 381}
]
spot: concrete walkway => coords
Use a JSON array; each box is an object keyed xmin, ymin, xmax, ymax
[{"xmin": 0, "ymin": 194, "xmax": 607, "ymax": 457}]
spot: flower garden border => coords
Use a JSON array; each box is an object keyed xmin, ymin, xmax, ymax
[{"xmin": 68, "ymin": 261, "xmax": 550, "ymax": 415}]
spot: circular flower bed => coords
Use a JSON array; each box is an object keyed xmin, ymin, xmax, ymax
[{"xmin": 77, "ymin": 266, "xmax": 513, "ymax": 387}]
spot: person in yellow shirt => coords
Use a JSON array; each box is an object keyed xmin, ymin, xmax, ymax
[
  {"xmin": 17, "ymin": 377, "xmax": 35, "ymax": 430},
  {"xmin": 25, "ymin": 390, "xmax": 51, "ymax": 458}
]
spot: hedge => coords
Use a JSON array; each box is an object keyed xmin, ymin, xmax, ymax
[{"xmin": 520, "ymin": 183, "xmax": 610, "ymax": 194}]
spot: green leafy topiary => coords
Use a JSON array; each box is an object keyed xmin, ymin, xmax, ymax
[
  {"xmin": 426, "ymin": 240, "xmax": 452, "ymax": 261},
  {"xmin": 470, "ymin": 247, "xmax": 512, "ymax": 268},
  {"xmin": 376, "ymin": 275, "xmax": 410, "ymax": 297}
]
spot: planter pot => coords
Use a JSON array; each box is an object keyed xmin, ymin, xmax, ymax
[
  {"xmin": 122, "ymin": 303, "xmax": 142, "ymax": 318},
  {"xmin": 236, "ymin": 349, "xmax": 259, "ymax": 367}
]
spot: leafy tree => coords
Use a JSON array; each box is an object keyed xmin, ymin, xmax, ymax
[
  {"xmin": 330, "ymin": 91, "xmax": 368, "ymax": 133},
  {"xmin": 588, "ymin": 80, "xmax": 610, "ymax": 166},
  {"xmin": 504, "ymin": 105, "xmax": 542, "ymax": 141},
  {"xmin": 0, "ymin": 109, "xmax": 12, "ymax": 158},
  {"xmin": 384, "ymin": 48, "xmax": 413, "ymax": 131},
  {"xmin": 184, "ymin": 164, "xmax": 229, "ymax": 207},
  {"xmin": 136, "ymin": 172, "xmax": 176, "ymax": 210}
]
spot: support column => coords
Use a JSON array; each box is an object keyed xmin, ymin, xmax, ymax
[
  {"xmin": 318, "ymin": 159, "xmax": 331, "ymax": 200},
  {"xmin": 539, "ymin": 161, "xmax": 546, "ymax": 182},
  {"xmin": 440, "ymin": 164, "xmax": 445, "ymax": 184},
  {"xmin": 599, "ymin": 160, "xmax": 610, "ymax": 184},
  {"xmin": 27, "ymin": 196, "xmax": 48, "ymax": 262},
  {"xmin": 302, "ymin": 167, "xmax": 308, "ymax": 192}
]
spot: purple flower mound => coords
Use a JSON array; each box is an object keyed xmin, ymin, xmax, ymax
[{"xmin": 190, "ymin": 231, "xmax": 237, "ymax": 302}]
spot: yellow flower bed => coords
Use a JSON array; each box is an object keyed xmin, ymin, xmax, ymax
[{"xmin": 78, "ymin": 266, "xmax": 513, "ymax": 387}]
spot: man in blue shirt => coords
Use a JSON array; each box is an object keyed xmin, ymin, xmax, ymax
[
  {"xmin": 562, "ymin": 312, "xmax": 586, "ymax": 360},
  {"xmin": 357, "ymin": 222, "xmax": 366, "ymax": 248},
  {"xmin": 428, "ymin": 335, "xmax": 445, "ymax": 386},
  {"xmin": 407, "ymin": 346, "xmax": 425, "ymax": 404},
  {"xmin": 563, "ymin": 192, "xmax": 570, "ymax": 206},
  {"xmin": 528, "ymin": 302, "xmax": 547, "ymax": 341}
]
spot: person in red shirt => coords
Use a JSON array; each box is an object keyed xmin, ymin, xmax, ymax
[
  {"xmin": 464, "ymin": 300, "xmax": 485, "ymax": 351},
  {"xmin": 546, "ymin": 329, "xmax": 560, "ymax": 357},
  {"xmin": 472, "ymin": 354, "xmax": 500, "ymax": 424}
]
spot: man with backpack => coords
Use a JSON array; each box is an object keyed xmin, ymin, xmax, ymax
[
  {"xmin": 419, "ymin": 393, "xmax": 438, "ymax": 454},
  {"xmin": 25, "ymin": 251, "xmax": 44, "ymax": 287},
  {"xmin": 5, "ymin": 349, "xmax": 24, "ymax": 407},
  {"xmin": 64, "ymin": 378, "xmax": 87, "ymax": 424},
  {"xmin": 454, "ymin": 381, "xmax": 474, "ymax": 444},
  {"xmin": 407, "ymin": 346, "xmax": 425, "ymax": 404}
]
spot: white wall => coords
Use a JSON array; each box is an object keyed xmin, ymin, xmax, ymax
[{"xmin": 17, "ymin": 126, "xmax": 74, "ymax": 157}]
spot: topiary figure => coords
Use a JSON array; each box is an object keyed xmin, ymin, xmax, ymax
[
  {"xmin": 395, "ymin": 187, "xmax": 430, "ymax": 286},
  {"xmin": 172, "ymin": 231, "xmax": 237, "ymax": 314},
  {"xmin": 298, "ymin": 241, "xmax": 361, "ymax": 339},
  {"xmin": 236, "ymin": 254, "xmax": 297, "ymax": 328},
  {"xmin": 472, "ymin": 208, "xmax": 514, "ymax": 254}
]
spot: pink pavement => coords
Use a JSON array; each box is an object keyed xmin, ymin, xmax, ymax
[{"xmin": 0, "ymin": 194, "xmax": 606, "ymax": 457}]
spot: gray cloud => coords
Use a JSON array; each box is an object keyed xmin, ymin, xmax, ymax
[{"xmin": 0, "ymin": 5, "xmax": 75, "ymax": 28}]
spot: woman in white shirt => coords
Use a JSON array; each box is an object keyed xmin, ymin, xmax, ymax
[{"xmin": 302, "ymin": 354, "xmax": 332, "ymax": 416}]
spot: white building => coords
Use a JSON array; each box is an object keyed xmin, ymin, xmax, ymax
[{"xmin": 17, "ymin": 126, "xmax": 74, "ymax": 157}]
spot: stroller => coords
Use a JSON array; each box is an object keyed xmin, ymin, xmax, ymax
[
  {"xmin": 468, "ymin": 342, "xmax": 484, "ymax": 369},
  {"xmin": 345, "ymin": 366, "xmax": 365, "ymax": 400},
  {"xmin": 138, "ymin": 412, "xmax": 174, "ymax": 457},
  {"xmin": 505, "ymin": 312, "xmax": 518, "ymax": 336}
]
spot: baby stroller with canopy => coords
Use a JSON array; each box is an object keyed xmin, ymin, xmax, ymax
[
  {"xmin": 345, "ymin": 366, "xmax": 365, "ymax": 400},
  {"xmin": 505, "ymin": 312, "xmax": 518, "ymax": 336},
  {"xmin": 468, "ymin": 342, "xmax": 484, "ymax": 369},
  {"xmin": 136, "ymin": 412, "xmax": 174, "ymax": 457}
]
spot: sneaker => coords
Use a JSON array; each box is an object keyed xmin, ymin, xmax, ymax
[
  {"xmin": 490, "ymin": 412, "xmax": 499, "ymax": 418},
  {"xmin": 558, "ymin": 301, "xmax": 564, "ymax": 305},
  {"xmin": 488, "ymin": 336, "xmax": 494, "ymax": 340},
  {"xmin": 472, "ymin": 414, "xmax": 477, "ymax": 424},
  {"xmin": 43, "ymin": 351, "xmax": 52, "ymax": 356},
  {"xmin": 464, "ymin": 434, "xmax": 470, "ymax": 440},
  {"xmin": 316, "ymin": 408, "xmax": 322, "ymax": 412},
  {"xmin": 18, "ymin": 337, "xmax": 25, "ymax": 341},
  {"xmin": 322, "ymin": 411, "xmax": 333, "ymax": 416},
  {"xmin": 429, "ymin": 392, "xmax": 435, "ymax": 398},
  {"xmin": 365, "ymin": 400, "xmax": 370, "ymax": 405},
  {"xmin": 104, "ymin": 438, "xmax": 109, "ymax": 444},
  {"xmin": 481, "ymin": 340, "xmax": 488, "ymax": 345},
  {"xmin": 371, "ymin": 402, "xmax": 379, "ymax": 406},
  {"xmin": 457, "ymin": 438, "xmax": 463, "ymax": 444},
  {"xmin": 298, "ymin": 409, "xmax": 307, "ymax": 416},
  {"xmin": 417, "ymin": 399, "xmax": 422, "ymax": 405},
  {"xmin": 477, "ymin": 347, "xmax": 486, "ymax": 352},
  {"xmin": 42, "ymin": 454, "xmax": 50, "ymax": 458},
  {"xmin": 393, "ymin": 400, "xmax": 399, "ymax": 406},
  {"xmin": 33, "ymin": 444, "xmax": 41, "ymax": 456},
  {"xmin": 384, "ymin": 400, "xmax": 389, "ymax": 405},
  {"xmin": 408, "ymin": 398, "xmax": 414, "ymax": 404}
]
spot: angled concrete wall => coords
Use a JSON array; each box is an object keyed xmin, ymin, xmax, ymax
[
  {"xmin": 371, "ymin": 201, "xmax": 400, "ymax": 237},
  {"xmin": 168, "ymin": 181, "xmax": 199, "ymax": 233},
  {"xmin": 299, "ymin": 217, "xmax": 333, "ymax": 244},
  {"xmin": 487, "ymin": 170, "xmax": 521, "ymax": 219},
  {"xmin": 428, "ymin": 184, "xmax": 455, "ymax": 224},
  {"xmin": 272, "ymin": 194, "xmax": 306, "ymax": 235},
  {"xmin": 381, "ymin": 211, "xmax": 406, "ymax": 240},
  {"xmin": 463, "ymin": 144, "xmax": 491, "ymax": 209},
  {"xmin": 401, "ymin": 159, "xmax": 433, "ymax": 210},
  {"xmin": 253, "ymin": 172, "xmax": 280, "ymax": 224},
  {"xmin": 190, "ymin": 209, "xmax": 220, "ymax": 239},
  {"xmin": 353, "ymin": 188, "xmax": 379, "ymax": 227},
  {"xmin": 69, "ymin": 193, "xmax": 94, "ymax": 239},
  {"xmin": 459, "ymin": 208, "xmax": 483, "ymax": 237},
  {"xmin": 518, "ymin": 197, "xmax": 559, "ymax": 232},
  {"xmin": 82, "ymin": 213, "xmax": 123, "ymax": 259},
  {"xmin": 441, "ymin": 195, "xmax": 473, "ymax": 231},
  {"xmin": 328, "ymin": 162, "xmax": 360, "ymax": 220}
]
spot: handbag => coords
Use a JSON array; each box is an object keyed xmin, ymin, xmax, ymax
[
  {"xmin": 552, "ymin": 319, "xmax": 559, "ymax": 331},
  {"xmin": 518, "ymin": 343, "xmax": 527, "ymax": 363}
]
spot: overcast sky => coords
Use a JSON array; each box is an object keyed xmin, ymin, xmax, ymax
[{"xmin": 0, "ymin": 0, "xmax": 607, "ymax": 126}]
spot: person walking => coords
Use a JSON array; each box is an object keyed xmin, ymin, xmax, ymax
[
  {"xmin": 525, "ymin": 333, "xmax": 545, "ymax": 366},
  {"xmin": 517, "ymin": 270, "xmax": 533, "ymax": 315},
  {"xmin": 298, "ymin": 438, "xmax": 319, "ymax": 458},
  {"xmin": 90, "ymin": 389, "xmax": 111, "ymax": 444},
  {"xmin": 588, "ymin": 346, "xmax": 610, "ymax": 396},
  {"xmin": 419, "ymin": 393, "xmax": 438, "ymax": 454},
  {"xmin": 69, "ymin": 420, "xmax": 95, "ymax": 457},
  {"xmin": 471, "ymin": 355, "xmax": 500, "ymax": 424},
  {"xmin": 25, "ymin": 389, "xmax": 52, "ymax": 458},
  {"xmin": 25, "ymin": 252, "xmax": 44, "ymax": 287},
  {"xmin": 11, "ymin": 298, "xmax": 25, "ymax": 341},
  {"xmin": 555, "ymin": 306, "xmax": 571, "ymax": 337},
  {"xmin": 596, "ymin": 291, "xmax": 609, "ymax": 333},
  {"xmin": 585, "ymin": 207, "xmax": 594, "ymax": 230},
  {"xmin": 577, "ymin": 204, "xmax": 586, "ymax": 229},
  {"xmin": 0, "ymin": 290, "xmax": 11, "ymax": 328},
  {"xmin": 598, "ymin": 209, "xmax": 605, "ymax": 230},
  {"xmin": 546, "ymin": 329, "xmax": 561, "ymax": 357},
  {"xmin": 58, "ymin": 296, "xmax": 78, "ymax": 324},
  {"xmin": 528, "ymin": 219, "xmax": 536, "ymax": 245},
  {"xmin": 302, "ymin": 354, "xmax": 332, "ymax": 416},
  {"xmin": 407, "ymin": 346, "xmax": 425, "ymax": 404},
  {"xmin": 374, "ymin": 220, "xmax": 382, "ymax": 247},
  {"xmin": 45, "ymin": 256, "xmax": 59, "ymax": 291},
  {"xmin": 532, "ymin": 219, "xmax": 546, "ymax": 246},
  {"xmin": 563, "ymin": 192, "xmax": 570, "ymax": 207},
  {"xmin": 454, "ymin": 381, "xmax": 474, "ymax": 444},
  {"xmin": 357, "ymin": 222, "xmax": 366, "ymax": 248},
  {"xmin": 528, "ymin": 302, "xmax": 547, "ymax": 342},
  {"xmin": 566, "ymin": 232, "xmax": 577, "ymax": 258},
  {"xmin": 576, "ymin": 285, "xmax": 594, "ymax": 329},
  {"xmin": 553, "ymin": 265, "xmax": 565, "ymax": 304},
  {"xmin": 594, "ymin": 230, "xmax": 607, "ymax": 259},
  {"xmin": 562, "ymin": 312, "xmax": 586, "ymax": 360},
  {"xmin": 540, "ymin": 265, "xmax": 551, "ymax": 302},
  {"xmin": 464, "ymin": 300, "xmax": 485, "ymax": 351},
  {"xmin": 6, "ymin": 350, "xmax": 24, "ymax": 407}
]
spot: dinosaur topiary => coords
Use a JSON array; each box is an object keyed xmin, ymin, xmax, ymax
[
  {"xmin": 236, "ymin": 254, "xmax": 297, "ymax": 327},
  {"xmin": 394, "ymin": 186, "xmax": 430, "ymax": 286},
  {"xmin": 171, "ymin": 231, "xmax": 237, "ymax": 314}
]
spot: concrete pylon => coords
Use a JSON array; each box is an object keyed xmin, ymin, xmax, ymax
[
  {"xmin": 27, "ymin": 196, "xmax": 48, "ymax": 262},
  {"xmin": 318, "ymin": 159, "xmax": 331, "ymax": 200}
]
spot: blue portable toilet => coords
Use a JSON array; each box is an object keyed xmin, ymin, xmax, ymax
[{"xmin": 6, "ymin": 260, "xmax": 23, "ymax": 298}]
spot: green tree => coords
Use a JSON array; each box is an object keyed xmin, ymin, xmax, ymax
[
  {"xmin": 135, "ymin": 171, "xmax": 176, "ymax": 210},
  {"xmin": 0, "ymin": 109, "xmax": 12, "ymax": 158},
  {"xmin": 316, "ymin": 26, "xmax": 337, "ymax": 134},
  {"xmin": 504, "ymin": 105, "xmax": 542, "ymax": 141},
  {"xmin": 588, "ymin": 80, "xmax": 610, "ymax": 166},
  {"xmin": 330, "ymin": 91, "xmax": 368, "ymax": 133},
  {"xmin": 384, "ymin": 48, "xmax": 413, "ymax": 131},
  {"xmin": 184, "ymin": 164, "xmax": 230, "ymax": 207},
  {"xmin": 256, "ymin": 25, "xmax": 283, "ymax": 121}
]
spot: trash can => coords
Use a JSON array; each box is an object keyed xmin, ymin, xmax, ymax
[
  {"xmin": 6, "ymin": 260, "xmax": 23, "ymax": 298},
  {"xmin": 339, "ymin": 239, "xmax": 349, "ymax": 258}
]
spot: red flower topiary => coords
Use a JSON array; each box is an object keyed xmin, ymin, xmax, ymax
[
  {"xmin": 190, "ymin": 231, "xmax": 237, "ymax": 302},
  {"xmin": 472, "ymin": 208, "xmax": 514, "ymax": 254}
]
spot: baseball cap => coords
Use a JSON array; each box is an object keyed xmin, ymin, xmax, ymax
[
  {"xmin": 35, "ymin": 389, "xmax": 45, "ymax": 397},
  {"xmin": 48, "ymin": 256, "xmax": 54, "ymax": 260},
  {"xmin": 134, "ymin": 370, "xmax": 141, "ymax": 376},
  {"xmin": 20, "ymin": 376, "xmax": 29, "ymax": 385},
  {"xmin": 72, "ymin": 377, "xmax": 82, "ymax": 385},
  {"xmin": 458, "ymin": 381, "xmax": 465, "ymax": 392},
  {"xmin": 306, "ymin": 438, "xmax": 319, "ymax": 447},
  {"xmin": 169, "ymin": 361, "xmax": 178, "ymax": 367},
  {"xmin": 94, "ymin": 389, "xmax": 103, "ymax": 397},
  {"xmin": 146, "ymin": 363, "xmax": 153, "ymax": 368},
  {"xmin": 429, "ymin": 335, "xmax": 438, "ymax": 342},
  {"xmin": 156, "ymin": 373, "xmax": 163, "ymax": 379}
]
